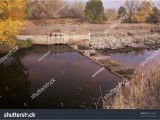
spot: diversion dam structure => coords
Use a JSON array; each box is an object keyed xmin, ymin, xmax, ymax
[
  {"xmin": 18, "ymin": 32, "xmax": 125, "ymax": 80},
  {"xmin": 18, "ymin": 32, "xmax": 91, "ymax": 45}
]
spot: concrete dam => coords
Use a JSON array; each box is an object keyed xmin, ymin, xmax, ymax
[{"xmin": 18, "ymin": 33, "xmax": 91, "ymax": 45}]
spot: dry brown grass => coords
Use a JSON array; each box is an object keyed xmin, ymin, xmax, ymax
[
  {"xmin": 104, "ymin": 59, "xmax": 160, "ymax": 109},
  {"xmin": 20, "ymin": 19, "xmax": 160, "ymax": 35}
]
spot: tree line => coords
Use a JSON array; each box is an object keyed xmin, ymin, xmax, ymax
[
  {"xmin": 26, "ymin": 0, "xmax": 160, "ymax": 24},
  {"xmin": 118, "ymin": 0, "xmax": 160, "ymax": 23},
  {"xmin": 26, "ymin": 0, "xmax": 85, "ymax": 19},
  {"xmin": 0, "ymin": 0, "xmax": 160, "ymax": 48}
]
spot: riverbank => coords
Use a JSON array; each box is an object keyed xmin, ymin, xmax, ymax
[
  {"xmin": 89, "ymin": 47, "xmax": 160, "ymax": 109},
  {"xmin": 103, "ymin": 60, "xmax": 160, "ymax": 109},
  {"xmin": 21, "ymin": 20, "xmax": 160, "ymax": 51},
  {"xmin": 90, "ymin": 30, "xmax": 160, "ymax": 50},
  {"xmin": 0, "ymin": 39, "xmax": 32, "ymax": 54},
  {"xmin": 70, "ymin": 44, "xmax": 137, "ymax": 80},
  {"xmin": 71, "ymin": 44, "xmax": 160, "ymax": 109},
  {"xmin": 16, "ymin": 39, "xmax": 32, "ymax": 49},
  {"xmin": 70, "ymin": 45, "xmax": 125, "ymax": 79}
]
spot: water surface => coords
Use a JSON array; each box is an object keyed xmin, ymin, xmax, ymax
[
  {"xmin": 98, "ymin": 48, "xmax": 160, "ymax": 69},
  {"xmin": 0, "ymin": 45, "xmax": 121, "ymax": 109}
]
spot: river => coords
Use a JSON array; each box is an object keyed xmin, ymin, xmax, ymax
[
  {"xmin": 98, "ymin": 48, "xmax": 160, "ymax": 69},
  {"xmin": 0, "ymin": 45, "xmax": 121, "ymax": 109}
]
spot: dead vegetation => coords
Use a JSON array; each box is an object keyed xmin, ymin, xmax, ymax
[
  {"xmin": 27, "ymin": 0, "xmax": 85, "ymax": 20},
  {"xmin": 20, "ymin": 19, "xmax": 159, "ymax": 35},
  {"xmin": 104, "ymin": 59, "xmax": 160, "ymax": 109}
]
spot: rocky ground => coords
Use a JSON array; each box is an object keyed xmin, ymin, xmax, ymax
[
  {"xmin": 22, "ymin": 20, "xmax": 160, "ymax": 50},
  {"xmin": 90, "ymin": 29, "xmax": 160, "ymax": 50}
]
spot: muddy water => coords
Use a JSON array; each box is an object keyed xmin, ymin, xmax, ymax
[{"xmin": 0, "ymin": 45, "xmax": 121, "ymax": 109}]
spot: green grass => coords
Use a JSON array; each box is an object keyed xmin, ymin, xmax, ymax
[
  {"xmin": 16, "ymin": 39, "xmax": 32, "ymax": 48},
  {"xmin": 0, "ymin": 39, "xmax": 32, "ymax": 54}
]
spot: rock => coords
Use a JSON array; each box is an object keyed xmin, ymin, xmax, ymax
[
  {"xmin": 128, "ymin": 43, "xmax": 143, "ymax": 48},
  {"xmin": 83, "ymin": 50, "xmax": 96, "ymax": 56},
  {"xmin": 95, "ymin": 56, "xmax": 111, "ymax": 61},
  {"xmin": 90, "ymin": 33, "xmax": 160, "ymax": 50}
]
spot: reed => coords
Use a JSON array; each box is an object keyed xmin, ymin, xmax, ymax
[{"xmin": 105, "ymin": 59, "xmax": 160, "ymax": 109}]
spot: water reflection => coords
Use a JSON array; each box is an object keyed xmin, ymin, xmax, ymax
[
  {"xmin": 0, "ymin": 45, "xmax": 121, "ymax": 109},
  {"xmin": 98, "ymin": 48, "xmax": 160, "ymax": 69},
  {"xmin": 0, "ymin": 58, "xmax": 31, "ymax": 108}
]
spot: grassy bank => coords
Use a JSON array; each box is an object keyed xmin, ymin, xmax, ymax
[
  {"xmin": 104, "ymin": 60, "xmax": 160, "ymax": 109},
  {"xmin": 16, "ymin": 39, "xmax": 32, "ymax": 49},
  {"xmin": 0, "ymin": 39, "xmax": 32, "ymax": 54}
]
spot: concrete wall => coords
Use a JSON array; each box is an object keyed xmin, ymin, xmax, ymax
[{"xmin": 18, "ymin": 33, "xmax": 90, "ymax": 45}]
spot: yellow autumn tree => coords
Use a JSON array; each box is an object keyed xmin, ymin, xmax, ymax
[
  {"xmin": 133, "ymin": 1, "xmax": 153, "ymax": 23},
  {"xmin": 0, "ymin": 0, "xmax": 25, "ymax": 47}
]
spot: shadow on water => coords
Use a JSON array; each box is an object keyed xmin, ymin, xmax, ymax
[
  {"xmin": 0, "ymin": 45, "xmax": 121, "ymax": 109},
  {"xmin": 0, "ymin": 57, "xmax": 31, "ymax": 108}
]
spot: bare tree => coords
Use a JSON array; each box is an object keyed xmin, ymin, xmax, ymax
[
  {"xmin": 59, "ymin": 1, "xmax": 85, "ymax": 19},
  {"xmin": 124, "ymin": 0, "xmax": 141, "ymax": 22},
  {"xmin": 27, "ymin": 0, "xmax": 85, "ymax": 19},
  {"xmin": 105, "ymin": 9, "xmax": 117, "ymax": 22},
  {"xmin": 157, "ymin": 1, "xmax": 160, "ymax": 8},
  {"xmin": 151, "ymin": 0, "xmax": 160, "ymax": 8},
  {"xmin": 70, "ymin": 1, "xmax": 85, "ymax": 19},
  {"xmin": 27, "ymin": 0, "xmax": 61, "ymax": 19}
]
